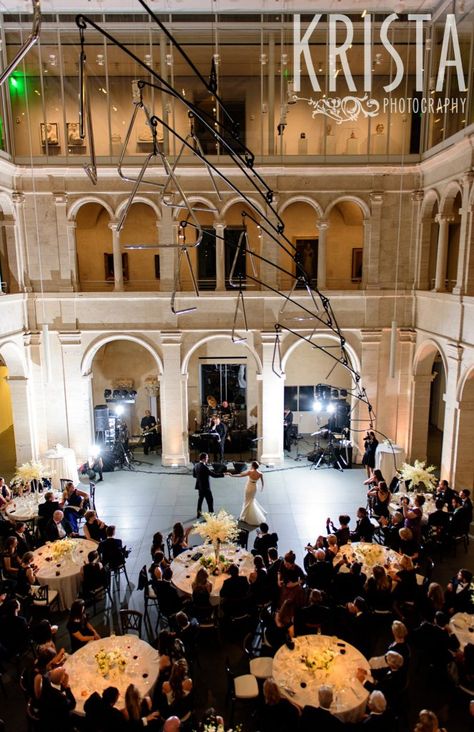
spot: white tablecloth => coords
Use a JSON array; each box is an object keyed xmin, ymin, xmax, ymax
[
  {"xmin": 389, "ymin": 491, "xmax": 439, "ymax": 521},
  {"xmin": 171, "ymin": 543, "xmax": 254, "ymax": 605},
  {"xmin": 375, "ymin": 444, "xmax": 405, "ymax": 484},
  {"xmin": 449, "ymin": 613, "xmax": 474, "ymax": 650},
  {"xmin": 335, "ymin": 542, "xmax": 402, "ymax": 577},
  {"xmin": 272, "ymin": 634, "xmax": 370, "ymax": 723},
  {"xmin": 33, "ymin": 538, "xmax": 98, "ymax": 610},
  {"xmin": 5, "ymin": 492, "xmax": 62, "ymax": 523},
  {"xmin": 64, "ymin": 635, "xmax": 160, "ymax": 715},
  {"xmin": 43, "ymin": 446, "xmax": 78, "ymax": 490}
]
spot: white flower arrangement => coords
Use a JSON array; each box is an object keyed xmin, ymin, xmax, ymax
[
  {"xmin": 201, "ymin": 725, "xmax": 241, "ymax": 732},
  {"xmin": 301, "ymin": 648, "xmax": 335, "ymax": 672},
  {"xmin": 354, "ymin": 543, "xmax": 386, "ymax": 568},
  {"xmin": 95, "ymin": 648, "xmax": 127, "ymax": 677},
  {"xmin": 192, "ymin": 509, "xmax": 240, "ymax": 546},
  {"xmin": 399, "ymin": 460, "xmax": 437, "ymax": 493},
  {"xmin": 13, "ymin": 460, "xmax": 52, "ymax": 485},
  {"xmin": 50, "ymin": 538, "xmax": 75, "ymax": 560}
]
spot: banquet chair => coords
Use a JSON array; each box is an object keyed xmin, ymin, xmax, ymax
[
  {"xmin": 138, "ymin": 565, "xmax": 161, "ymax": 629},
  {"xmin": 165, "ymin": 533, "xmax": 173, "ymax": 561},
  {"xmin": 107, "ymin": 557, "xmax": 132, "ymax": 591},
  {"xmin": 59, "ymin": 478, "xmax": 70, "ymax": 491},
  {"xmin": 243, "ymin": 633, "xmax": 273, "ymax": 680},
  {"xmin": 31, "ymin": 584, "xmax": 60, "ymax": 615},
  {"xmin": 89, "ymin": 482, "xmax": 96, "ymax": 512},
  {"xmin": 83, "ymin": 569, "xmax": 113, "ymax": 616},
  {"xmin": 236, "ymin": 528, "xmax": 249, "ymax": 549},
  {"xmin": 120, "ymin": 609, "xmax": 143, "ymax": 638},
  {"xmin": 225, "ymin": 657, "xmax": 259, "ymax": 723}
]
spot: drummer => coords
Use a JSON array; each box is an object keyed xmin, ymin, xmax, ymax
[{"xmin": 220, "ymin": 400, "xmax": 232, "ymax": 418}]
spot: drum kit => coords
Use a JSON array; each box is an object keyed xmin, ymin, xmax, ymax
[{"xmin": 201, "ymin": 395, "xmax": 237, "ymax": 430}]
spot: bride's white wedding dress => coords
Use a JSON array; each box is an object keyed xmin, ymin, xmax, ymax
[{"xmin": 240, "ymin": 477, "xmax": 266, "ymax": 525}]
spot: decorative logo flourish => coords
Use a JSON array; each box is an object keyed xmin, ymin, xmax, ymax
[{"xmin": 289, "ymin": 94, "xmax": 380, "ymax": 123}]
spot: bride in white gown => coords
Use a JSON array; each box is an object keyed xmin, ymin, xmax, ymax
[{"xmin": 226, "ymin": 460, "xmax": 266, "ymax": 525}]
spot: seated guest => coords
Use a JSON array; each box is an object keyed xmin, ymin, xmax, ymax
[
  {"xmin": 9, "ymin": 521, "xmax": 34, "ymax": 556},
  {"xmin": 98, "ymin": 525, "xmax": 126, "ymax": 568},
  {"xmin": 265, "ymin": 599, "xmax": 295, "ymax": 652},
  {"xmin": 0, "ymin": 476, "xmax": 11, "ymax": 502},
  {"xmin": 378, "ymin": 512, "xmax": 403, "ymax": 551},
  {"xmin": 191, "ymin": 568, "xmax": 213, "ymax": 622},
  {"xmin": 67, "ymin": 598, "xmax": 100, "ymax": 652},
  {"xmin": 38, "ymin": 491, "xmax": 60, "ymax": 521},
  {"xmin": 401, "ymin": 494, "xmax": 424, "ymax": 542},
  {"xmin": 123, "ymin": 683, "xmax": 161, "ymax": 729},
  {"xmin": 412, "ymin": 610, "xmax": 460, "ymax": 670},
  {"xmin": 306, "ymin": 548, "xmax": 334, "ymax": 592},
  {"xmin": 449, "ymin": 494, "xmax": 470, "ymax": 536},
  {"xmin": 420, "ymin": 581, "xmax": 445, "ymax": 622},
  {"xmin": 356, "ymin": 651, "xmax": 406, "ymax": 707},
  {"xmin": 360, "ymin": 690, "xmax": 391, "ymax": 729},
  {"xmin": 161, "ymin": 658, "xmax": 193, "ymax": 724},
  {"xmin": 149, "ymin": 550, "xmax": 169, "ymax": 585},
  {"xmin": 303, "ymin": 535, "xmax": 326, "ymax": 571},
  {"xmin": 199, "ymin": 708, "xmax": 225, "ymax": 732},
  {"xmin": 300, "ymin": 684, "xmax": 344, "ymax": 731},
  {"xmin": 278, "ymin": 550, "xmax": 305, "ymax": 607},
  {"xmin": 63, "ymin": 482, "xmax": 89, "ymax": 532},
  {"xmin": 326, "ymin": 514, "xmax": 351, "ymax": 545},
  {"xmin": 252, "ymin": 522, "xmax": 279, "ymax": 565},
  {"xmin": 326, "ymin": 534, "xmax": 340, "ymax": 562},
  {"xmin": 175, "ymin": 611, "xmax": 199, "ymax": 660},
  {"xmin": 388, "ymin": 620, "xmax": 410, "ymax": 664},
  {"xmin": 45, "ymin": 510, "xmax": 75, "ymax": 541},
  {"xmin": 414, "ymin": 708, "xmax": 447, "ymax": 732},
  {"xmin": 295, "ymin": 589, "xmax": 331, "ymax": 636},
  {"xmin": 220, "ymin": 563, "xmax": 250, "ymax": 613},
  {"xmin": 170, "ymin": 522, "xmax": 192, "ymax": 558},
  {"xmin": 37, "ymin": 667, "xmax": 76, "ymax": 732},
  {"xmin": 333, "ymin": 560, "xmax": 367, "ymax": 605},
  {"xmin": 398, "ymin": 527, "xmax": 419, "ymax": 559},
  {"xmin": 153, "ymin": 567, "xmax": 183, "ymax": 616},
  {"xmin": 460, "ymin": 489, "xmax": 473, "ymax": 525},
  {"xmin": 1, "ymin": 535, "xmax": 20, "ymax": 578},
  {"xmin": 260, "ymin": 677, "xmax": 299, "ymax": 732},
  {"xmin": 351, "ymin": 506, "xmax": 374, "ymax": 542},
  {"xmin": 392, "ymin": 554, "xmax": 418, "ymax": 617},
  {"xmin": 81, "ymin": 550, "xmax": 107, "ymax": 594},
  {"xmin": 84, "ymin": 686, "xmax": 125, "ymax": 731},
  {"xmin": 248, "ymin": 555, "xmax": 272, "ymax": 606},
  {"xmin": 445, "ymin": 568, "xmax": 473, "ymax": 614},
  {"xmin": 368, "ymin": 481, "xmax": 391, "ymax": 519},
  {"xmin": 364, "ymin": 469, "xmax": 385, "ymax": 488},
  {"xmin": 346, "ymin": 596, "xmax": 372, "ymax": 657},
  {"xmin": 0, "ymin": 598, "xmax": 29, "ymax": 658},
  {"xmin": 365, "ymin": 565, "xmax": 393, "ymax": 613},
  {"xmin": 435, "ymin": 479, "xmax": 456, "ymax": 509},
  {"xmin": 15, "ymin": 550, "xmax": 38, "ymax": 599},
  {"xmin": 150, "ymin": 531, "xmax": 165, "ymax": 558},
  {"xmin": 458, "ymin": 642, "xmax": 474, "ymax": 693},
  {"xmin": 83, "ymin": 510, "xmax": 107, "ymax": 543},
  {"xmin": 428, "ymin": 499, "xmax": 450, "ymax": 536}
]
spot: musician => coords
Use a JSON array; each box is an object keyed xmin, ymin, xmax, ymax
[
  {"xmin": 283, "ymin": 408, "xmax": 294, "ymax": 451},
  {"xmin": 140, "ymin": 410, "xmax": 158, "ymax": 455},
  {"xmin": 220, "ymin": 400, "xmax": 232, "ymax": 417},
  {"xmin": 210, "ymin": 416, "xmax": 227, "ymax": 463}
]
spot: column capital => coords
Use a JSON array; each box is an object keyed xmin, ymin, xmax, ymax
[
  {"xmin": 317, "ymin": 219, "xmax": 329, "ymax": 230},
  {"xmin": 23, "ymin": 331, "xmax": 41, "ymax": 348},
  {"xmin": 369, "ymin": 191, "xmax": 384, "ymax": 205},
  {"xmin": 213, "ymin": 221, "xmax": 226, "ymax": 230},
  {"xmin": 462, "ymin": 171, "xmax": 474, "ymax": 187},
  {"xmin": 434, "ymin": 213, "xmax": 454, "ymax": 224},
  {"xmin": 398, "ymin": 328, "xmax": 417, "ymax": 344},
  {"xmin": 445, "ymin": 342, "xmax": 463, "ymax": 362},
  {"xmin": 53, "ymin": 192, "xmax": 68, "ymax": 205},
  {"xmin": 58, "ymin": 331, "xmax": 82, "ymax": 346},
  {"xmin": 360, "ymin": 328, "xmax": 383, "ymax": 344},
  {"xmin": 411, "ymin": 190, "xmax": 424, "ymax": 203},
  {"xmin": 261, "ymin": 330, "xmax": 286, "ymax": 345},
  {"xmin": 108, "ymin": 222, "xmax": 120, "ymax": 232},
  {"xmin": 12, "ymin": 191, "xmax": 25, "ymax": 205},
  {"xmin": 66, "ymin": 220, "xmax": 77, "ymax": 230},
  {"xmin": 160, "ymin": 331, "xmax": 182, "ymax": 345}
]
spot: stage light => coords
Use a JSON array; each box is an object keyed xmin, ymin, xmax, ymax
[
  {"xmin": 112, "ymin": 389, "xmax": 120, "ymax": 399},
  {"xmin": 104, "ymin": 389, "xmax": 112, "ymax": 399},
  {"xmin": 129, "ymin": 389, "xmax": 137, "ymax": 398},
  {"xmin": 90, "ymin": 444, "xmax": 101, "ymax": 458},
  {"xmin": 327, "ymin": 403, "xmax": 336, "ymax": 415},
  {"xmin": 313, "ymin": 400, "xmax": 322, "ymax": 412},
  {"xmin": 115, "ymin": 404, "xmax": 124, "ymax": 416}
]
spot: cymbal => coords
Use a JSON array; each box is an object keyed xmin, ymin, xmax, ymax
[
  {"xmin": 311, "ymin": 430, "xmax": 324, "ymax": 436},
  {"xmin": 207, "ymin": 395, "xmax": 217, "ymax": 408}
]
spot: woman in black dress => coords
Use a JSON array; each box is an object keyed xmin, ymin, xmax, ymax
[
  {"xmin": 362, "ymin": 431, "xmax": 379, "ymax": 478},
  {"xmin": 67, "ymin": 599, "xmax": 100, "ymax": 652}
]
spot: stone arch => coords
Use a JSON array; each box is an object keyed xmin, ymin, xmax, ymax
[
  {"xmin": 172, "ymin": 196, "xmax": 217, "ymax": 221},
  {"xmin": 453, "ymin": 366, "xmax": 474, "ymax": 489},
  {"xmin": 0, "ymin": 193, "xmax": 15, "ymax": 218},
  {"xmin": 278, "ymin": 196, "xmax": 324, "ymax": 219},
  {"xmin": 0, "ymin": 339, "xmax": 32, "ymax": 467},
  {"xmin": 439, "ymin": 181, "xmax": 463, "ymax": 216},
  {"xmin": 324, "ymin": 197, "xmax": 366, "ymax": 289},
  {"xmin": 115, "ymin": 196, "xmax": 161, "ymax": 223},
  {"xmin": 324, "ymin": 195, "xmax": 370, "ymax": 221},
  {"xmin": 281, "ymin": 332, "xmax": 361, "ymax": 376},
  {"xmin": 75, "ymin": 202, "xmax": 114, "ymax": 292},
  {"xmin": 410, "ymin": 338, "xmax": 447, "ymax": 466},
  {"xmin": 81, "ymin": 333, "xmax": 163, "ymax": 376},
  {"xmin": 67, "ymin": 196, "xmax": 115, "ymax": 222},
  {"xmin": 181, "ymin": 333, "xmax": 262, "ymax": 376},
  {"xmin": 220, "ymin": 195, "xmax": 266, "ymax": 220},
  {"xmin": 418, "ymin": 190, "xmax": 440, "ymax": 290},
  {"xmin": 0, "ymin": 339, "xmax": 27, "ymax": 378},
  {"xmin": 420, "ymin": 189, "xmax": 440, "ymax": 220}
]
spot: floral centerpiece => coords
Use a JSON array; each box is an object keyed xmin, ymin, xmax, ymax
[
  {"xmin": 95, "ymin": 648, "xmax": 127, "ymax": 678},
  {"xmin": 354, "ymin": 543, "xmax": 386, "ymax": 568},
  {"xmin": 301, "ymin": 647, "xmax": 335, "ymax": 672},
  {"xmin": 192, "ymin": 510, "xmax": 239, "ymax": 570},
  {"xmin": 201, "ymin": 724, "xmax": 242, "ymax": 732},
  {"xmin": 50, "ymin": 538, "xmax": 76, "ymax": 561},
  {"xmin": 399, "ymin": 460, "xmax": 437, "ymax": 493},
  {"xmin": 12, "ymin": 460, "xmax": 52, "ymax": 492}
]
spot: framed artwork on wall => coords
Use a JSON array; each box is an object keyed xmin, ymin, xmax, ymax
[
  {"xmin": 351, "ymin": 247, "xmax": 363, "ymax": 282},
  {"xmin": 66, "ymin": 122, "xmax": 84, "ymax": 146},
  {"xmin": 294, "ymin": 237, "xmax": 318, "ymax": 288},
  {"xmin": 40, "ymin": 122, "xmax": 59, "ymax": 146}
]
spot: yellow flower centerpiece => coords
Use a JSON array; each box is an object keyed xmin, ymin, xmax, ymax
[
  {"xmin": 301, "ymin": 647, "xmax": 335, "ymax": 672},
  {"xmin": 95, "ymin": 648, "xmax": 127, "ymax": 678},
  {"xmin": 355, "ymin": 543, "xmax": 385, "ymax": 568},
  {"xmin": 192, "ymin": 510, "xmax": 239, "ymax": 570},
  {"xmin": 399, "ymin": 460, "xmax": 437, "ymax": 493},
  {"xmin": 50, "ymin": 538, "xmax": 75, "ymax": 561}
]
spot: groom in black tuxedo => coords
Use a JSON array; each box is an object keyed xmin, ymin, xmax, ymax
[{"xmin": 193, "ymin": 452, "xmax": 224, "ymax": 517}]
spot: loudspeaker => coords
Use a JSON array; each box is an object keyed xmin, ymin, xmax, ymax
[
  {"xmin": 233, "ymin": 461, "xmax": 247, "ymax": 474},
  {"xmin": 94, "ymin": 404, "xmax": 110, "ymax": 432},
  {"xmin": 212, "ymin": 462, "xmax": 227, "ymax": 475}
]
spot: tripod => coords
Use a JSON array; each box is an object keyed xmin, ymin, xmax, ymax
[
  {"xmin": 310, "ymin": 434, "xmax": 345, "ymax": 472},
  {"xmin": 113, "ymin": 441, "xmax": 136, "ymax": 471}
]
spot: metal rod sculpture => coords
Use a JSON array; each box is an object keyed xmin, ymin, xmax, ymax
[{"xmin": 0, "ymin": 0, "xmax": 41, "ymax": 87}]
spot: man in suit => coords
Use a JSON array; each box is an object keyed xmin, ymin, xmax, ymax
[
  {"xmin": 38, "ymin": 491, "xmax": 60, "ymax": 521},
  {"xmin": 252, "ymin": 522, "xmax": 279, "ymax": 565},
  {"xmin": 220, "ymin": 563, "xmax": 250, "ymax": 619},
  {"xmin": 300, "ymin": 685, "xmax": 344, "ymax": 731},
  {"xmin": 210, "ymin": 416, "xmax": 227, "ymax": 463},
  {"xmin": 38, "ymin": 667, "xmax": 76, "ymax": 731},
  {"xmin": 45, "ymin": 510, "xmax": 75, "ymax": 541},
  {"xmin": 283, "ymin": 408, "xmax": 293, "ymax": 451},
  {"xmin": 98, "ymin": 525, "xmax": 126, "ymax": 569},
  {"xmin": 193, "ymin": 452, "xmax": 223, "ymax": 517}
]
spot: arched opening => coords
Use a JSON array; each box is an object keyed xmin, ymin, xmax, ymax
[
  {"xmin": 327, "ymin": 200, "xmax": 364, "ymax": 289},
  {"xmin": 222, "ymin": 202, "xmax": 262, "ymax": 290},
  {"xmin": 454, "ymin": 369, "xmax": 474, "ymax": 489},
  {"xmin": 417, "ymin": 192, "xmax": 439, "ymax": 291},
  {"xmin": 446, "ymin": 190, "xmax": 462, "ymax": 292},
  {"xmin": 185, "ymin": 336, "xmax": 260, "ymax": 462},
  {"xmin": 0, "ymin": 355, "xmax": 16, "ymax": 476},
  {"xmin": 76, "ymin": 203, "xmax": 113, "ymax": 291},
  {"xmin": 427, "ymin": 200, "xmax": 439, "ymax": 289},
  {"xmin": 90, "ymin": 339, "xmax": 162, "ymax": 456},
  {"xmin": 279, "ymin": 201, "xmax": 320, "ymax": 291},
  {"xmin": 119, "ymin": 202, "xmax": 159, "ymax": 291},
  {"xmin": 411, "ymin": 342, "xmax": 446, "ymax": 471},
  {"xmin": 179, "ymin": 203, "xmax": 216, "ymax": 291}
]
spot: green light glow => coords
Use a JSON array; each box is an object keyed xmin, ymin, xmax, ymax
[{"xmin": 9, "ymin": 75, "xmax": 25, "ymax": 95}]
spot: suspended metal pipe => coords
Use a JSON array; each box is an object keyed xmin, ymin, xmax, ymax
[{"xmin": 0, "ymin": 0, "xmax": 41, "ymax": 87}]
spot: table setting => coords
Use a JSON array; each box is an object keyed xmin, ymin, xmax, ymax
[
  {"xmin": 272, "ymin": 634, "xmax": 371, "ymax": 723},
  {"xmin": 449, "ymin": 613, "xmax": 474, "ymax": 649},
  {"xmin": 335, "ymin": 542, "xmax": 402, "ymax": 576},
  {"xmin": 64, "ymin": 634, "xmax": 159, "ymax": 714},
  {"xmin": 389, "ymin": 491, "xmax": 439, "ymax": 519},
  {"xmin": 32, "ymin": 537, "xmax": 98, "ymax": 610},
  {"xmin": 5, "ymin": 491, "xmax": 62, "ymax": 523}
]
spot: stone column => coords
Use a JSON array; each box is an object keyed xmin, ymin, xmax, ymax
[
  {"xmin": 317, "ymin": 219, "xmax": 328, "ymax": 289},
  {"xmin": 213, "ymin": 221, "xmax": 226, "ymax": 290},
  {"xmin": 267, "ymin": 33, "xmax": 275, "ymax": 156},
  {"xmin": 453, "ymin": 399, "xmax": 474, "ymax": 490},
  {"xmin": 365, "ymin": 192, "xmax": 383, "ymax": 289},
  {"xmin": 394, "ymin": 329, "xmax": 416, "ymax": 454},
  {"xmin": 66, "ymin": 221, "xmax": 79, "ymax": 292},
  {"xmin": 358, "ymin": 329, "xmax": 382, "ymax": 459},
  {"xmin": 417, "ymin": 215, "xmax": 435, "ymax": 290},
  {"xmin": 11, "ymin": 191, "xmax": 28, "ymax": 291},
  {"xmin": 453, "ymin": 173, "xmax": 474, "ymax": 296},
  {"xmin": 408, "ymin": 374, "xmax": 434, "ymax": 462},
  {"xmin": 440, "ymin": 343, "xmax": 463, "ymax": 482},
  {"xmin": 1, "ymin": 219, "xmax": 19, "ymax": 293},
  {"xmin": 410, "ymin": 190, "xmax": 424, "ymax": 289},
  {"xmin": 260, "ymin": 196, "xmax": 279, "ymax": 289},
  {"xmin": 7, "ymin": 377, "xmax": 37, "ymax": 463},
  {"xmin": 461, "ymin": 203, "xmax": 474, "ymax": 295},
  {"xmin": 53, "ymin": 193, "xmax": 74, "ymax": 291},
  {"xmin": 259, "ymin": 332, "xmax": 285, "ymax": 465},
  {"xmin": 58, "ymin": 331, "xmax": 93, "ymax": 459},
  {"xmin": 160, "ymin": 332, "xmax": 187, "ymax": 465},
  {"xmin": 433, "ymin": 214, "xmax": 451, "ymax": 292},
  {"xmin": 157, "ymin": 204, "xmax": 177, "ymax": 292},
  {"xmin": 108, "ymin": 223, "xmax": 123, "ymax": 292}
]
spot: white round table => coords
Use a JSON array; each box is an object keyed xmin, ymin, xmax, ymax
[
  {"xmin": 64, "ymin": 634, "xmax": 160, "ymax": 715},
  {"xmin": 335, "ymin": 542, "xmax": 402, "ymax": 576},
  {"xmin": 449, "ymin": 613, "xmax": 474, "ymax": 650},
  {"xmin": 389, "ymin": 491, "xmax": 439, "ymax": 521},
  {"xmin": 272, "ymin": 634, "xmax": 371, "ymax": 723},
  {"xmin": 33, "ymin": 538, "xmax": 98, "ymax": 610},
  {"xmin": 43, "ymin": 446, "xmax": 78, "ymax": 490},
  {"xmin": 375, "ymin": 444, "xmax": 405, "ymax": 484},
  {"xmin": 5, "ymin": 492, "xmax": 62, "ymax": 523},
  {"xmin": 171, "ymin": 543, "xmax": 255, "ymax": 605}
]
